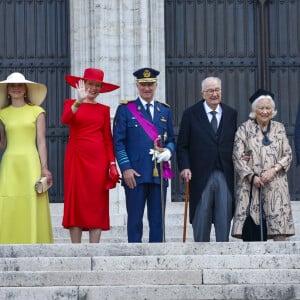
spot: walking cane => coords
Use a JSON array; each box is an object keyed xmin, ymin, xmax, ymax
[
  {"xmin": 183, "ymin": 181, "xmax": 189, "ymax": 243},
  {"xmin": 259, "ymin": 186, "xmax": 264, "ymax": 241}
]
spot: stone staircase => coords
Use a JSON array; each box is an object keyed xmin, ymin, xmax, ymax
[
  {"xmin": 50, "ymin": 199, "xmax": 300, "ymax": 243},
  {"xmin": 50, "ymin": 200, "xmax": 196, "ymax": 243},
  {"xmin": 1, "ymin": 242, "xmax": 300, "ymax": 300},
  {"xmin": 0, "ymin": 198, "xmax": 300, "ymax": 300}
]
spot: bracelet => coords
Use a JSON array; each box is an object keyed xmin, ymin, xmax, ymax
[
  {"xmin": 110, "ymin": 162, "xmax": 116, "ymax": 165},
  {"xmin": 73, "ymin": 101, "xmax": 81, "ymax": 108},
  {"xmin": 274, "ymin": 165, "xmax": 279, "ymax": 173}
]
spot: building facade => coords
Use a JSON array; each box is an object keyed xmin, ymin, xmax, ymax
[{"xmin": 0, "ymin": 0, "xmax": 299, "ymax": 202}]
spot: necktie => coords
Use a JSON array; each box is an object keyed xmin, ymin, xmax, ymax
[
  {"xmin": 146, "ymin": 103, "xmax": 152, "ymax": 120},
  {"xmin": 210, "ymin": 111, "xmax": 218, "ymax": 132}
]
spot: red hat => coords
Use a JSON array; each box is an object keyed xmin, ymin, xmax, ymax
[{"xmin": 65, "ymin": 68, "xmax": 119, "ymax": 93}]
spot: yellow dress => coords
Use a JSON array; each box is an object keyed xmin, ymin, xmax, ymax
[{"xmin": 0, "ymin": 104, "xmax": 53, "ymax": 243}]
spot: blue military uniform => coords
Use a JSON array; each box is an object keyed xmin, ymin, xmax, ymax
[{"xmin": 113, "ymin": 68, "xmax": 175, "ymax": 242}]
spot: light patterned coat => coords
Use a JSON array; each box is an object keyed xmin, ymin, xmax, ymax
[{"xmin": 231, "ymin": 119, "xmax": 295, "ymax": 239}]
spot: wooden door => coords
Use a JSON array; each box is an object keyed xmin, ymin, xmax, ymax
[
  {"xmin": 165, "ymin": 0, "xmax": 300, "ymax": 201},
  {"xmin": 0, "ymin": 0, "xmax": 70, "ymax": 202}
]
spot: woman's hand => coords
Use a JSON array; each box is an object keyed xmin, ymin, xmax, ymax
[
  {"xmin": 76, "ymin": 80, "xmax": 87, "ymax": 103},
  {"xmin": 260, "ymin": 168, "xmax": 277, "ymax": 185},
  {"xmin": 247, "ymin": 173, "xmax": 264, "ymax": 188},
  {"xmin": 109, "ymin": 164, "xmax": 121, "ymax": 183},
  {"xmin": 253, "ymin": 175, "xmax": 264, "ymax": 188},
  {"xmin": 42, "ymin": 167, "xmax": 53, "ymax": 185},
  {"xmin": 105, "ymin": 164, "xmax": 121, "ymax": 190}
]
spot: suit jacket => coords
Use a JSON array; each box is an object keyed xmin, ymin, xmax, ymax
[
  {"xmin": 113, "ymin": 97, "xmax": 175, "ymax": 185},
  {"xmin": 176, "ymin": 100, "xmax": 237, "ymax": 223}
]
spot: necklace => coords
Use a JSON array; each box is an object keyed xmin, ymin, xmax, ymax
[{"xmin": 260, "ymin": 121, "xmax": 272, "ymax": 146}]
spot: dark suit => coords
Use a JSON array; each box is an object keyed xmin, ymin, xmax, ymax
[
  {"xmin": 295, "ymin": 103, "xmax": 300, "ymax": 166},
  {"xmin": 113, "ymin": 97, "xmax": 175, "ymax": 242},
  {"xmin": 176, "ymin": 99, "xmax": 237, "ymax": 241}
]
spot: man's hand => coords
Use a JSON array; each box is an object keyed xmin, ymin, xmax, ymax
[
  {"xmin": 157, "ymin": 149, "xmax": 171, "ymax": 163},
  {"xmin": 149, "ymin": 149, "xmax": 159, "ymax": 160},
  {"xmin": 123, "ymin": 168, "xmax": 141, "ymax": 189},
  {"xmin": 76, "ymin": 79, "xmax": 88, "ymax": 103},
  {"xmin": 180, "ymin": 169, "xmax": 192, "ymax": 182}
]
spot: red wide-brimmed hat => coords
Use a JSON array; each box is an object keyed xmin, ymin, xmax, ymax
[{"xmin": 65, "ymin": 68, "xmax": 119, "ymax": 93}]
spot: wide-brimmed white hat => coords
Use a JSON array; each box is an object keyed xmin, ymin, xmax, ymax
[{"xmin": 0, "ymin": 72, "xmax": 47, "ymax": 109}]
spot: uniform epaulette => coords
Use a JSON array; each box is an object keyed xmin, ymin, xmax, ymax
[
  {"xmin": 155, "ymin": 100, "xmax": 170, "ymax": 107},
  {"xmin": 120, "ymin": 99, "xmax": 135, "ymax": 104}
]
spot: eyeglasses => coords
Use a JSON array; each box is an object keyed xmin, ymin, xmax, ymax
[{"xmin": 204, "ymin": 88, "xmax": 221, "ymax": 95}]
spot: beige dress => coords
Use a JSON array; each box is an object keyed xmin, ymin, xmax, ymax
[{"xmin": 231, "ymin": 119, "xmax": 295, "ymax": 239}]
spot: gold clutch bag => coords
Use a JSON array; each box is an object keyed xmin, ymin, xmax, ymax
[{"xmin": 35, "ymin": 177, "xmax": 53, "ymax": 194}]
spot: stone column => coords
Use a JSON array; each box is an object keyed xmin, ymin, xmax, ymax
[{"xmin": 69, "ymin": 0, "xmax": 165, "ymax": 113}]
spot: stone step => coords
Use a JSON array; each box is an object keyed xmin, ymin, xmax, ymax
[
  {"xmin": 1, "ymin": 242, "xmax": 299, "ymax": 257},
  {"xmin": 2, "ymin": 269, "xmax": 300, "ymax": 287},
  {"xmin": 52, "ymin": 224, "xmax": 194, "ymax": 239},
  {"xmin": 1, "ymin": 284, "xmax": 299, "ymax": 300},
  {"xmin": 49, "ymin": 201, "xmax": 193, "ymax": 216},
  {"xmin": 50, "ymin": 201, "xmax": 300, "ymax": 242},
  {"xmin": 1, "ymin": 243, "xmax": 300, "ymax": 299},
  {"xmin": 50, "ymin": 212, "xmax": 193, "ymax": 227},
  {"xmin": 50, "ymin": 201, "xmax": 300, "ymax": 217},
  {"xmin": 53, "ymin": 236, "xmax": 195, "ymax": 243},
  {"xmin": 51, "ymin": 227, "xmax": 299, "ymax": 243},
  {"xmin": 51, "ymin": 219, "xmax": 300, "ymax": 243},
  {"xmin": 1, "ymin": 254, "xmax": 299, "ymax": 272},
  {"xmin": 0, "ymin": 270, "xmax": 202, "ymax": 287},
  {"xmin": 49, "ymin": 213, "xmax": 300, "ymax": 229}
]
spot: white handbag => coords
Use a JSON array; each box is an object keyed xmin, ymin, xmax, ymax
[{"xmin": 35, "ymin": 177, "xmax": 53, "ymax": 194}]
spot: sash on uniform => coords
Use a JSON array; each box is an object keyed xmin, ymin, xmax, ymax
[{"xmin": 127, "ymin": 102, "xmax": 174, "ymax": 179}]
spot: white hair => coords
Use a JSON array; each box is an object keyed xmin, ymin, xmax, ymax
[
  {"xmin": 249, "ymin": 95, "xmax": 277, "ymax": 119},
  {"xmin": 201, "ymin": 77, "xmax": 221, "ymax": 92}
]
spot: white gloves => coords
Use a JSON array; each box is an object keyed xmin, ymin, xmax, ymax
[
  {"xmin": 157, "ymin": 149, "xmax": 171, "ymax": 163},
  {"xmin": 149, "ymin": 149, "xmax": 159, "ymax": 160},
  {"xmin": 149, "ymin": 148, "xmax": 172, "ymax": 163}
]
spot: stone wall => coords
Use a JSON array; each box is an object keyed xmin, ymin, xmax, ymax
[{"xmin": 69, "ymin": 0, "xmax": 166, "ymax": 114}]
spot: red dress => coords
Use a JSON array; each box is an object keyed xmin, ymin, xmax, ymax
[{"xmin": 61, "ymin": 99, "xmax": 115, "ymax": 230}]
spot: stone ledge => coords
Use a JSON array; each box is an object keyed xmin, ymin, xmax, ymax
[
  {"xmin": 2, "ymin": 269, "xmax": 300, "ymax": 287},
  {"xmin": 1, "ymin": 270, "xmax": 203, "ymax": 286},
  {"xmin": 1, "ymin": 254, "xmax": 299, "ymax": 272},
  {"xmin": 1, "ymin": 284, "xmax": 300, "ymax": 300},
  {"xmin": 1, "ymin": 242, "xmax": 300, "ymax": 257}
]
